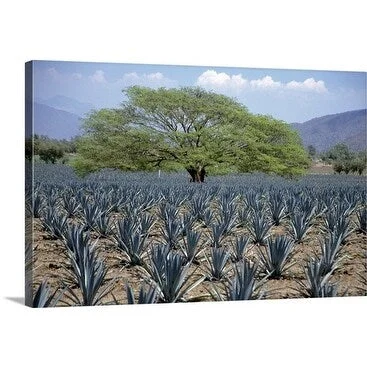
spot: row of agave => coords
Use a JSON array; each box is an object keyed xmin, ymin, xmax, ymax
[
  {"xmin": 29, "ymin": 183, "xmax": 364, "ymax": 216},
  {"xmin": 36, "ymin": 194, "xmax": 366, "ymax": 249},
  {"xmin": 32, "ymin": 204, "xmax": 366, "ymax": 306},
  {"xmin": 28, "ymin": 166, "xmax": 366, "ymax": 307}
]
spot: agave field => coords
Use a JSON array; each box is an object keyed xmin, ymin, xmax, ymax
[{"xmin": 25, "ymin": 163, "xmax": 367, "ymax": 307}]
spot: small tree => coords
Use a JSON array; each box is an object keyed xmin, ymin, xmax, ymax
[
  {"xmin": 322, "ymin": 143, "xmax": 354, "ymax": 164},
  {"xmin": 332, "ymin": 161, "xmax": 344, "ymax": 174},
  {"xmin": 307, "ymin": 145, "xmax": 317, "ymax": 159},
  {"xmin": 38, "ymin": 144, "xmax": 64, "ymax": 164}
]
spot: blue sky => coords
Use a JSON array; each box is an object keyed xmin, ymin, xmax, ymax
[{"xmin": 33, "ymin": 60, "xmax": 366, "ymax": 123}]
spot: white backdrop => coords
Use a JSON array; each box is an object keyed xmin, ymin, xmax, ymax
[{"xmin": 0, "ymin": 1, "xmax": 365, "ymax": 366}]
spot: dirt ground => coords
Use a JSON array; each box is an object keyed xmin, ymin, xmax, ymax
[{"xmin": 30, "ymin": 210, "xmax": 367, "ymax": 306}]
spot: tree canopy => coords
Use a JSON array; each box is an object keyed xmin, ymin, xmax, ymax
[
  {"xmin": 72, "ymin": 86, "xmax": 310, "ymax": 180},
  {"xmin": 25, "ymin": 135, "xmax": 77, "ymax": 164},
  {"xmin": 321, "ymin": 143, "xmax": 366, "ymax": 175}
]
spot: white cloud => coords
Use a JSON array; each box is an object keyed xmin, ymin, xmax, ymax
[
  {"xmin": 250, "ymin": 75, "xmax": 281, "ymax": 89},
  {"xmin": 147, "ymin": 72, "xmax": 165, "ymax": 81},
  {"xmin": 121, "ymin": 72, "xmax": 175, "ymax": 87},
  {"xmin": 196, "ymin": 70, "xmax": 328, "ymax": 94},
  {"xmin": 44, "ymin": 68, "xmax": 83, "ymax": 83},
  {"xmin": 89, "ymin": 70, "xmax": 106, "ymax": 83},
  {"xmin": 196, "ymin": 70, "xmax": 247, "ymax": 91},
  {"xmin": 286, "ymin": 78, "xmax": 327, "ymax": 93}
]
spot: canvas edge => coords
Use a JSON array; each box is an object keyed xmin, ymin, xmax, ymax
[{"xmin": 25, "ymin": 61, "xmax": 34, "ymax": 307}]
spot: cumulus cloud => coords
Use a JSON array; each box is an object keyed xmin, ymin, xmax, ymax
[
  {"xmin": 196, "ymin": 70, "xmax": 328, "ymax": 94},
  {"xmin": 286, "ymin": 78, "xmax": 327, "ymax": 93},
  {"xmin": 196, "ymin": 70, "xmax": 247, "ymax": 91},
  {"xmin": 44, "ymin": 67, "xmax": 83, "ymax": 83},
  {"xmin": 250, "ymin": 76, "xmax": 281, "ymax": 89},
  {"xmin": 89, "ymin": 70, "xmax": 106, "ymax": 83},
  {"xmin": 121, "ymin": 72, "xmax": 175, "ymax": 87}
]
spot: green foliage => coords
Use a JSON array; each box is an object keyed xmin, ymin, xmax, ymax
[
  {"xmin": 322, "ymin": 144, "xmax": 366, "ymax": 175},
  {"xmin": 25, "ymin": 135, "xmax": 77, "ymax": 164},
  {"xmin": 322, "ymin": 143, "xmax": 353, "ymax": 163},
  {"xmin": 72, "ymin": 87, "xmax": 310, "ymax": 179},
  {"xmin": 307, "ymin": 144, "xmax": 317, "ymax": 159}
]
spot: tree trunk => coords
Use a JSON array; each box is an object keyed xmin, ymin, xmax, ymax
[{"xmin": 187, "ymin": 167, "xmax": 206, "ymax": 183}]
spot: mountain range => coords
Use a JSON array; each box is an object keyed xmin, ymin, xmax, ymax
[
  {"xmin": 33, "ymin": 103, "xmax": 83, "ymax": 140},
  {"xmin": 36, "ymin": 95, "xmax": 94, "ymax": 117},
  {"xmin": 291, "ymin": 109, "xmax": 366, "ymax": 152},
  {"xmin": 31, "ymin": 95, "xmax": 366, "ymax": 151},
  {"xmin": 33, "ymin": 96, "xmax": 95, "ymax": 139}
]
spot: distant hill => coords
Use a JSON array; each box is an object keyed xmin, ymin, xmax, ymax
[
  {"xmin": 33, "ymin": 102, "xmax": 82, "ymax": 139},
  {"xmin": 37, "ymin": 95, "xmax": 94, "ymax": 117},
  {"xmin": 291, "ymin": 109, "xmax": 366, "ymax": 152}
]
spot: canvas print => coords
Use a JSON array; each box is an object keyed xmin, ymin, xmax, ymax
[{"xmin": 25, "ymin": 61, "xmax": 366, "ymax": 307}]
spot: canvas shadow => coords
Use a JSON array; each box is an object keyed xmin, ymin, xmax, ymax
[{"xmin": 5, "ymin": 297, "xmax": 25, "ymax": 305}]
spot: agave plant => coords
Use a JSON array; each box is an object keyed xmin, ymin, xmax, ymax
[
  {"xmin": 41, "ymin": 209, "xmax": 68, "ymax": 240},
  {"xmin": 285, "ymin": 195, "xmax": 297, "ymax": 216},
  {"xmin": 248, "ymin": 212, "xmax": 272, "ymax": 245},
  {"xmin": 32, "ymin": 192, "xmax": 45, "ymax": 218},
  {"xmin": 320, "ymin": 191, "xmax": 335, "ymax": 211},
  {"xmin": 114, "ymin": 218, "xmax": 148, "ymax": 266},
  {"xmin": 158, "ymin": 203, "xmax": 180, "ymax": 222},
  {"xmin": 217, "ymin": 206, "xmax": 238, "ymax": 234},
  {"xmin": 91, "ymin": 191, "xmax": 113, "ymax": 215},
  {"xmin": 126, "ymin": 282, "xmax": 158, "ymax": 304},
  {"xmin": 298, "ymin": 258, "xmax": 338, "ymax": 298},
  {"xmin": 268, "ymin": 191, "xmax": 287, "ymax": 226},
  {"xmin": 211, "ymin": 260, "xmax": 263, "ymax": 301},
  {"xmin": 94, "ymin": 212, "xmax": 114, "ymax": 237},
  {"xmin": 202, "ymin": 208, "xmax": 214, "ymax": 228},
  {"xmin": 62, "ymin": 223, "xmax": 89, "ymax": 261},
  {"xmin": 318, "ymin": 233, "xmax": 344, "ymax": 276},
  {"xmin": 322, "ymin": 209, "xmax": 338, "ymax": 233},
  {"xmin": 355, "ymin": 207, "xmax": 366, "ymax": 234},
  {"xmin": 139, "ymin": 212, "xmax": 155, "ymax": 237},
  {"xmin": 189, "ymin": 195, "xmax": 211, "ymax": 221},
  {"xmin": 204, "ymin": 247, "xmax": 231, "ymax": 281},
  {"xmin": 108, "ymin": 189, "xmax": 126, "ymax": 213},
  {"xmin": 231, "ymin": 235, "xmax": 251, "ymax": 263},
  {"xmin": 208, "ymin": 222, "xmax": 226, "ymax": 247},
  {"xmin": 33, "ymin": 280, "xmax": 61, "ymax": 308},
  {"xmin": 75, "ymin": 191, "xmax": 90, "ymax": 209},
  {"xmin": 44, "ymin": 190, "xmax": 60, "ymax": 210},
  {"xmin": 161, "ymin": 189, "xmax": 187, "ymax": 208},
  {"xmin": 63, "ymin": 240, "xmax": 114, "ymax": 306},
  {"xmin": 333, "ymin": 216, "xmax": 354, "ymax": 244},
  {"xmin": 237, "ymin": 207, "xmax": 250, "ymax": 228},
  {"xmin": 296, "ymin": 197, "xmax": 316, "ymax": 222},
  {"xmin": 179, "ymin": 212, "xmax": 195, "ymax": 235},
  {"xmin": 217, "ymin": 191, "xmax": 238, "ymax": 211},
  {"xmin": 244, "ymin": 191, "xmax": 266, "ymax": 212},
  {"xmin": 179, "ymin": 229, "xmax": 203, "ymax": 264},
  {"xmin": 160, "ymin": 217, "xmax": 182, "ymax": 249},
  {"xmin": 334, "ymin": 199, "xmax": 355, "ymax": 218},
  {"xmin": 81, "ymin": 202, "xmax": 103, "ymax": 230},
  {"xmin": 62, "ymin": 195, "xmax": 80, "ymax": 218},
  {"xmin": 258, "ymin": 236, "xmax": 295, "ymax": 279},
  {"xmin": 288, "ymin": 212, "xmax": 312, "ymax": 242},
  {"xmin": 145, "ymin": 245, "xmax": 205, "ymax": 303}
]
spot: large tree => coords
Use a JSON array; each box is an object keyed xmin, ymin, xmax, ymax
[{"xmin": 72, "ymin": 86, "xmax": 310, "ymax": 181}]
